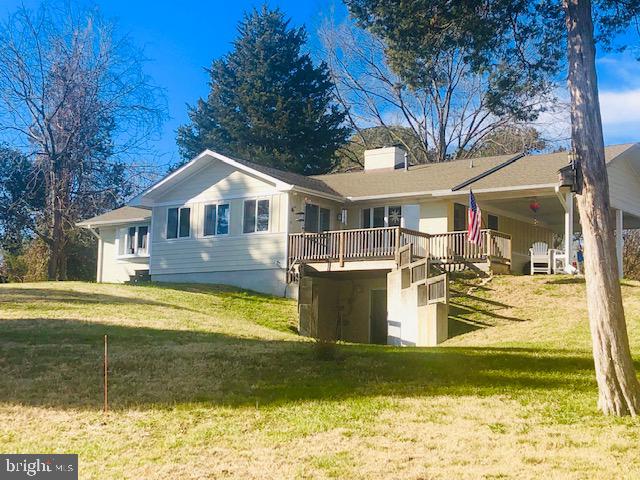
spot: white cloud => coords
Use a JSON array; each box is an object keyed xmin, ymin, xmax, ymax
[{"xmin": 599, "ymin": 89, "xmax": 640, "ymax": 125}]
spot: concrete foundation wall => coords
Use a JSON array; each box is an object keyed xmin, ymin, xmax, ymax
[
  {"xmin": 387, "ymin": 269, "xmax": 448, "ymax": 346},
  {"xmin": 297, "ymin": 272, "xmax": 387, "ymax": 343},
  {"xmin": 152, "ymin": 268, "xmax": 291, "ymax": 297}
]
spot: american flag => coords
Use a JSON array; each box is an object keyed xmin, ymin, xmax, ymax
[{"xmin": 468, "ymin": 190, "xmax": 482, "ymax": 245}]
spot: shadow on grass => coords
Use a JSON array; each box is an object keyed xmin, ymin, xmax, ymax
[
  {"xmin": 0, "ymin": 287, "xmax": 198, "ymax": 312},
  {"xmin": 545, "ymin": 277, "xmax": 586, "ymax": 285},
  {"xmin": 447, "ymin": 286, "xmax": 527, "ymax": 339},
  {"xmin": 0, "ymin": 318, "xmax": 603, "ymax": 411}
]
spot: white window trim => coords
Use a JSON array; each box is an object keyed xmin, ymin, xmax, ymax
[
  {"xmin": 115, "ymin": 224, "xmax": 150, "ymax": 259},
  {"xmin": 202, "ymin": 202, "xmax": 231, "ymax": 237},
  {"xmin": 166, "ymin": 206, "xmax": 192, "ymax": 241},
  {"xmin": 362, "ymin": 205, "xmax": 403, "ymax": 228},
  {"xmin": 242, "ymin": 197, "xmax": 271, "ymax": 235}
]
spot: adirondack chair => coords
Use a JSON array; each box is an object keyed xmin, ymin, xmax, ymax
[{"xmin": 530, "ymin": 242, "xmax": 551, "ymax": 274}]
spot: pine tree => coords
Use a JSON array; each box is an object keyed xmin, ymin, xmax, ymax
[{"xmin": 177, "ymin": 6, "xmax": 349, "ymax": 175}]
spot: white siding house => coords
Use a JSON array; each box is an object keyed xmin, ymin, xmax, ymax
[{"xmin": 79, "ymin": 144, "xmax": 640, "ymax": 302}]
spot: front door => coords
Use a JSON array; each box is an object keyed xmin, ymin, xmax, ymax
[{"xmin": 370, "ymin": 289, "xmax": 388, "ymax": 344}]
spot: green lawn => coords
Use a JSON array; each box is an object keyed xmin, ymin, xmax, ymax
[{"xmin": 1, "ymin": 277, "xmax": 640, "ymax": 479}]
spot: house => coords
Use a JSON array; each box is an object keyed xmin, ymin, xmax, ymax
[{"xmin": 78, "ymin": 143, "xmax": 640, "ymax": 345}]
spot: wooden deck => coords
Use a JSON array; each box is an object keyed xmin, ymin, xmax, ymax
[{"xmin": 287, "ymin": 227, "xmax": 511, "ymax": 275}]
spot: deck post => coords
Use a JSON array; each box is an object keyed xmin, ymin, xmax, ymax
[
  {"xmin": 339, "ymin": 230, "xmax": 345, "ymax": 267},
  {"xmin": 564, "ymin": 192, "xmax": 574, "ymax": 273},
  {"xmin": 615, "ymin": 209, "xmax": 624, "ymax": 279},
  {"xmin": 395, "ymin": 227, "xmax": 402, "ymax": 259}
]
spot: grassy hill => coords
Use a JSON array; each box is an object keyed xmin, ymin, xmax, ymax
[{"xmin": 1, "ymin": 277, "xmax": 640, "ymax": 479}]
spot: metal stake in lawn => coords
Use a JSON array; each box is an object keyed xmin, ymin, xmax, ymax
[{"xmin": 103, "ymin": 334, "xmax": 108, "ymax": 413}]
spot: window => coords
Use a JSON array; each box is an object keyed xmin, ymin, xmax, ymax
[
  {"xmin": 137, "ymin": 226, "xmax": 149, "ymax": 253},
  {"xmin": 167, "ymin": 207, "xmax": 190, "ymax": 239},
  {"xmin": 117, "ymin": 225, "xmax": 149, "ymax": 257},
  {"xmin": 362, "ymin": 206, "xmax": 403, "ymax": 228},
  {"xmin": 304, "ymin": 204, "xmax": 319, "ymax": 232},
  {"xmin": 127, "ymin": 227, "xmax": 136, "ymax": 254},
  {"xmin": 303, "ymin": 203, "xmax": 330, "ymax": 233},
  {"xmin": 319, "ymin": 207, "xmax": 331, "ymax": 232},
  {"xmin": 216, "ymin": 203, "xmax": 230, "ymax": 235},
  {"xmin": 453, "ymin": 203, "xmax": 467, "ymax": 231},
  {"xmin": 203, "ymin": 203, "xmax": 230, "ymax": 236},
  {"xmin": 204, "ymin": 204, "xmax": 216, "ymax": 236},
  {"xmin": 362, "ymin": 208, "xmax": 371, "ymax": 229},
  {"xmin": 373, "ymin": 207, "xmax": 385, "ymax": 227},
  {"xmin": 488, "ymin": 214, "xmax": 499, "ymax": 231},
  {"xmin": 388, "ymin": 206, "xmax": 402, "ymax": 227},
  {"xmin": 243, "ymin": 199, "xmax": 270, "ymax": 233}
]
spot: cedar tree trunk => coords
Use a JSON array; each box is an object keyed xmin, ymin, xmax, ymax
[{"xmin": 564, "ymin": 0, "xmax": 640, "ymax": 415}]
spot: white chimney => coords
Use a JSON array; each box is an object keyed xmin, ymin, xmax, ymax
[{"xmin": 364, "ymin": 146, "xmax": 407, "ymax": 172}]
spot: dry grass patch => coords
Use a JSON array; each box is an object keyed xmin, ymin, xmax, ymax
[{"xmin": 1, "ymin": 278, "xmax": 640, "ymax": 479}]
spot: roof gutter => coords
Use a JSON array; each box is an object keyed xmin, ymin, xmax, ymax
[{"xmin": 451, "ymin": 152, "xmax": 526, "ymax": 192}]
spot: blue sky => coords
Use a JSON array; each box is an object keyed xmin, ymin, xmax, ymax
[{"xmin": 1, "ymin": 1, "xmax": 638, "ymax": 171}]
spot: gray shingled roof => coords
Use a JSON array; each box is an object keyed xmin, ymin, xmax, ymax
[
  {"xmin": 310, "ymin": 143, "xmax": 637, "ymax": 198},
  {"xmin": 229, "ymin": 156, "xmax": 344, "ymax": 197},
  {"xmin": 77, "ymin": 206, "xmax": 151, "ymax": 227},
  {"xmin": 78, "ymin": 143, "xmax": 638, "ymax": 227}
]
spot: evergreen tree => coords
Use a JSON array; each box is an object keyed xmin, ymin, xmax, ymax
[{"xmin": 177, "ymin": 6, "xmax": 349, "ymax": 175}]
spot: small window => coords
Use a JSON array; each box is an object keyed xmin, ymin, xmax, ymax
[
  {"xmin": 216, "ymin": 204, "xmax": 230, "ymax": 235},
  {"xmin": 304, "ymin": 204, "xmax": 320, "ymax": 233},
  {"xmin": 127, "ymin": 226, "xmax": 136, "ymax": 254},
  {"xmin": 204, "ymin": 205, "xmax": 216, "ymax": 236},
  {"xmin": 243, "ymin": 199, "xmax": 270, "ymax": 233},
  {"xmin": 373, "ymin": 207, "xmax": 385, "ymax": 227},
  {"xmin": 362, "ymin": 208, "xmax": 371, "ymax": 229},
  {"xmin": 204, "ymin": 204, "xmax": 229, "ymax": 236},
  {"xmin": 257, "ymin": 199, "xmax": 269, "ymax": 232},
  {"xmin": 167, "ymin": 207, "xmax": 178, "ymax": 239},
  {"xmin": 454, "ymin": 203, "xmax": 467, "ymax": 231},
  {"xmin": 137, "ymin": 226, "xmax": 149, "ymax": 253},
  {"xmin": 488, "ymin": 214, "xmax": 499, "ymax": 231},
  {"xmin": 179, "ymin": 207, "xmax": 191, "ymax": 238},
  {"xmin": 167, "ymin": 207, "xmax": 190, "ymax": 239},
  {"xmin": 388, "ymin": 206, "xmax": 402, "ymax": 227},
  {"xmin": 243, "ymin": 200, "xmax": 256, "ymax": 233},
  {"xmin": 319, "ymin": 208, "xmax": 331, "ymax": 232}
]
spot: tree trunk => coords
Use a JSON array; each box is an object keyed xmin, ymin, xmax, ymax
[{"xmin": 564, "ymin": 0, "xmax": 640, "ymax": 416}]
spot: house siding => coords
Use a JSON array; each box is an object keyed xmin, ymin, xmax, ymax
[
  {"xmin": 98, "ymin": 226, "xmax": 149, "ymax": 283},
  {"xmin": 147, "ymin": 161, "xmax": 291, "ymax": 295},
  {"xmin": 607, "ymin": 153, "xmax": 640, "ymax": 218}
]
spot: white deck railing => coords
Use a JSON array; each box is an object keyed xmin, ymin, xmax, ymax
[{"xmin": 288, "ymin": 227, "xmax": 511, "ymax": 269}]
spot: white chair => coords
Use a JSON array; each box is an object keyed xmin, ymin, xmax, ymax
[
  {"xmin": 530, "ymin": 242, "xmax": 551, "ymax": 274},
  {"xmin": 550, "ymin": 249, "xmax": 567, "ymax": 274}
]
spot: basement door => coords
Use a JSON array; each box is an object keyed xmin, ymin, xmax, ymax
[{"xmin": 370, "ymin": 289, "xmax": 388, "ymax": 345}]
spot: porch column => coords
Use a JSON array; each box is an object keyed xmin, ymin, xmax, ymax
[
  {"xmin": 615, "ymin": 209, "xmax": 624, "ymax": 279},
  {"xmin": 564, "ymin": 192, "xmax": 574, "ymax": 273}
]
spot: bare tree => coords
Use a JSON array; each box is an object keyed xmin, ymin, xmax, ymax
[
  {"xmin": 0, "ymin": 4, "xmax": 165, "ymax": 279},
  {"xmin": 319, "ymin": 19, "xmax": 558, "ymax": 164}
]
